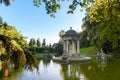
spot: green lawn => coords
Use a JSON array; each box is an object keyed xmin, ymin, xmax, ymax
[
  {"xmin": 80, "ymin": 47, "xmax": 97, "ymax": 54},
  {"xmin": 33, "ymin": 47, "xmax": 97, "ymax": 58},
  {"xmin": 33, "ymin": 53, "xmax": 44, "ymax": 59},
  {"xmin": 33, "ymin": 53, "xmax": 53, "ymax": 59}
]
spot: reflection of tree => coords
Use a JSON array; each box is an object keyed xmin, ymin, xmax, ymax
[
  {"xmin": 80, "ymin": 62, "xmax": 103, "ymax": 80},
  {"xmin": 97, "ymin": 61, "xmax": 107, "ymax": 71},
  {"xmin": 2, "ymin": 68, "xmax": 23, "ymax": 80},
  {"xmin": 0, "ymin": 60, "xmax": 11, "ymax": 78},
  {"xmin": 11, "ymin": 69, "xmax": 24, "ymax": 80},
  {"xmin": 80, "ymin": 59, "xmax": 120, "ymax": 80},
  {"xmin": 60, "ymin": 60, "xmax": 120, "ymax": 80},
  {"xmin": 0, "ymin": 60, "xmax": 2, "ymax": 71},
  {"xmin": 43, "ymin": 59, "xmax": 51, "ymax": 67},
  {"xmin": 0, "ymin": 61, "xmax": 24, "ymax": 79}
]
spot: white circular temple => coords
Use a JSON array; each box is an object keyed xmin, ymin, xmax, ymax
[
  {"xmin": 61, "ymin": 27, "xmax": 80, "ymax": 56},
  {"xmin": 53, "ymin": 27, "xmax": 91, "ymax": 62}
]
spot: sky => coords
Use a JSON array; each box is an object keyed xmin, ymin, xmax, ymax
[{"xmin": 0, "ymin": 0, "xmax": 85, "ymax": 44}]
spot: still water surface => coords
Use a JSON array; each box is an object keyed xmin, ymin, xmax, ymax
[{"xmin": 1, "ymin": 58, "xmax": 120, "ymax": 80}]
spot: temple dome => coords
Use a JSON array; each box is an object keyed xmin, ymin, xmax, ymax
[{"xmin": 64, "ymin": 27, "xmax": 77, "ymax": 36}]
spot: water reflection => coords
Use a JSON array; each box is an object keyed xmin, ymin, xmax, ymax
[
  {"xmin": 42, "ymin": 59, "xmax": 51, "ymax": 68},
  {"xmin": 61, "ymin": 63, "xmax": 88, "ymax": 80},
  {"xmin": 17, "ymin": 60, "xmax": 63, "ymax": 80},
  {"xmin": 80, "ymin": 59, "xmax": 120, "ymax": 80},
  {"xmin": 0, "ymin": 58, "xmax": 120, "ymax": 80},
  {"xmin": 97, "ymin": 60, "xmax": 107, "ymax": 71},
  {"xmin": 60, "ymin": 59, "xmax": 120, "ymax": 80}
]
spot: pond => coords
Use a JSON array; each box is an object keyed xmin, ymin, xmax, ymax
[{"xmin": 1, "ymin": 58, "xmax": 120, "ymax": 80}]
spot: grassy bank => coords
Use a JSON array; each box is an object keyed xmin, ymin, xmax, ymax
[
  {"xmin": 80, "ymin": 47, "xmax": 97, "ymax": 54},
  {"xmin": 33, "ymin": 47, "xmax": 97, "ymax": 59},
  {"xmin": 33, "ymin": 53, "xmax": 53, "ymax": 59},
  {"xmin": 33, "ymin": 53, "xmax": 44, "ymax": 59}
]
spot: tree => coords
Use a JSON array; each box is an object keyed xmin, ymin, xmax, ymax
[
  {"xmin": 49, "ymin": 43, "xmax": 52, "ymax": 48},
  {"xmin": 79, "ymin": 31, "xmax": 90, "ymax": 48},
  {"xmin": 42, "ymin": 39, "xmax": 46, "ymax": 48},
  {"xmin": 80, "ymin": 13, "xmax": 100, "ymax": 48},
  {"xmin": 29, "ymin": 38, "xmax": 36, "ymax": 47},
  {"xmin": 54, "ymin": 43, "xmax": 63, "ymax": 56},
  {"xmin": 29, "ymin": 38, "xmax": 37, "ymax": 53},
  {"xmin": 0, "ymin": 0, "xmax": 90, "ymax": 17},
  {"xmin": 0, "ymin": 16, "xmax": 3, "ymax": 25},
  {"xmin": 86, "ymin": 0, "xmax": 120, "ymax": 54},
  {"xmin": 0, "ymin": 0, "xmax": 11, "ymax": 6},
  {"xmin": 36, "ymin": 38, "xmax": 41, "ymax": 47},
  {"xmin": 59, "ymin": 29, "xmax": 65, "ymax": 44},
  {"xmin": 0, "ymin": 23, "xmax": 38, "ymax": 70}
]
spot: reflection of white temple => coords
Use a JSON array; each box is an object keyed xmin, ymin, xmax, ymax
[{"xmin": 61, "ymin": 27, "xmax": 80, "ymax": 55}]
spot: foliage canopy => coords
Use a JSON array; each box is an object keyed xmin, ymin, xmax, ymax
[{"xmin": 0, "ymin": 23, "xmax": 38, "ymax": 70}]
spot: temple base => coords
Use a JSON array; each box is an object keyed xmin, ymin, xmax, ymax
[{"xmin": 53, "ymin": 55, "xmax": 91, "ymax": 63}]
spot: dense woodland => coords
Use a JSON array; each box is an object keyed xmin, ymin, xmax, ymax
[{"xmin": 28, "ymin": 38, "xmax": 54, "ymax": 53}]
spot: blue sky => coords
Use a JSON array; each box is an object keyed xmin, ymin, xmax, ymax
[{"xmin": 0, "ymin": 0, "xmax": 85, "ymax": 44}]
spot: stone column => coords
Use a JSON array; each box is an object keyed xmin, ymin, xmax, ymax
[
  {"xmin": 69, "ymin": 40, "xmax": 72, "ymax": 55},
  {"xmin": 77, "ymin": 40, "xmax": 80, "ymax": 54},
  {"xmin": 63, "ymin": 40, "xmax": 66, "ymax": 54},
  {"xmin": 72, "ymin": 40, "xmax": 75, "ymax": 55},
  {"xmin": 66, "ymin": 40, "xmax": 69, "ymax": 54}
]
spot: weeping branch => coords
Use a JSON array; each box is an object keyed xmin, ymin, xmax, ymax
[{"xmin": 0, "ymin": 35, "xmax": 38, "ymax": 70}]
